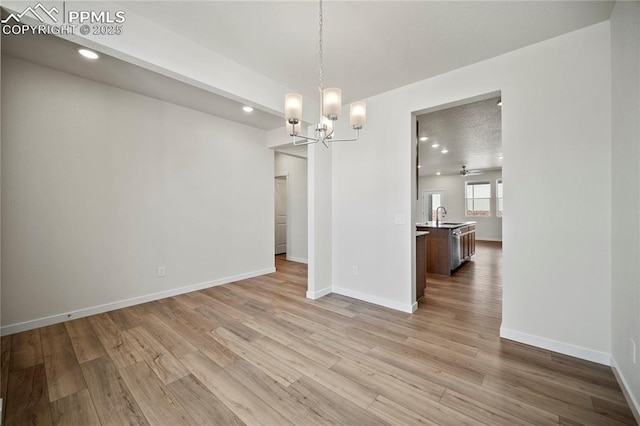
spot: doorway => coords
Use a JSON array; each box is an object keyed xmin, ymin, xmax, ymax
[
  {"xmin": 274, "ymin": 176, "xmax": 288, "ymax": 255},
  {"xmin": 413, "ymin": 91, "xmax": 503, "ymax": 312},
  {"xmin": 422, "ymin": 190, "xmax": 446, "ymax": 222}
]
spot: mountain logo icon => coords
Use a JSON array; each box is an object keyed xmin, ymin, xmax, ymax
[{"xmin": 1, "ymin": 3, "xmax": 59, "ymax": 24}]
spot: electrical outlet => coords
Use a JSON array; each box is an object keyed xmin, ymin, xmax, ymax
[
  {"xmin": 352, "ymin": 266, "xmax": 359, "ymax": 276},
  {"xmin": 158, "ymin": 266, "xmax": 165, "ymax": 277},
  {"xmin": 631, "ymin": 338, "xmax": 637, "ymax": 364}
]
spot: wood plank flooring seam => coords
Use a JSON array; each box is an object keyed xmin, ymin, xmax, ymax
[{"xmin": 3, "ymin": 247, "xmax": 636, "ymax": 426}]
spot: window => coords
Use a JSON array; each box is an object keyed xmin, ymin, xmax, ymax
[
  {"xmin": 465, "ymin": 181, "xmax": 491, "ymax": 217},
  {"xmin": 496, "ymin": 179, "xmax": 503, "ymax": 218}
]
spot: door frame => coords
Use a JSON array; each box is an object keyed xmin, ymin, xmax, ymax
[
  {"xmin": 411, "ymin": 90, "xmax": 503, "ymax": 316},
  {"xmin": 275, "ymin": 173, "xmax": 291, "ymax": 259}
]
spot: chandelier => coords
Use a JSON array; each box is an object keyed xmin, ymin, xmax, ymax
[{"xmin": 284, "ymin": 0, "xmax": 366, "ymax": 147}]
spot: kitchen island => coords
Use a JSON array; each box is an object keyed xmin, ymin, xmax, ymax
[
  {"xmin": 416, "ymin": 221, "xmax": 476, "ymax": 276},
  {"xmin": 416, "ymin": 231, "xmax": 429, "ymax": 301}
]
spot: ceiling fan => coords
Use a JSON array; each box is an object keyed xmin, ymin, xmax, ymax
[{"xmin": 459, "ymin": 165, "xmax": 483, "ymax": 176}]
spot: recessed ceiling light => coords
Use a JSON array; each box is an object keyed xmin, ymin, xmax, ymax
[
  {"xmin": 436, "ymin": 172, "xmax": 441, "ymax": 176},
  {"xmin": 497, "ymin": 100, "xmax": 502, "ymax": 107},
  {"xmin": 419, "ymin": 136, "xmax": 428, "ymax": 142},
  {"xmin": 242, "ymin": 106, "xmax": 254, "ymax": 113},
  {"xmin": 78, "ymin": 49, "xmax": 99, "ymax": 59},
  {"xmin": 417, "ymin": 164, "xmax": 422, "ymax": 168},
  {"xmin": 431, "ymin": 143, "xmax": 440, "ymax": 148},
  {"xmin": 441, "ymin": 149, "xmax": 449, "ymax": 154},
  {"xmin": 499, "ymin": 155, "xmax": 503, "ymax": 159}
]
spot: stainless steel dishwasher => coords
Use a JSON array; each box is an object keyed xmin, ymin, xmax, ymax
[{"xmin": 450, "ymin": 228, "xmax": 463, "ymax": 270}]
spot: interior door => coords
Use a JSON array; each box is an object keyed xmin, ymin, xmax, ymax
[
  {"xmin": 275, "ymin": 177, "xmax": 287, "ymax": 255},
  {"xmin": 421, "ymin": 190, "xmax": 446, "ymax": 222}
]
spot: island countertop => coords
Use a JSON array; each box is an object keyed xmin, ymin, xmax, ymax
[{"xmin": 416, "ymin": 221, "xmax": 476, "ymax": 229}]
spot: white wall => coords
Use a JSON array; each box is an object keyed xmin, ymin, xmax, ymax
[
  {"xmin": 611, "ymin": 1, "xmax": 640, "ymax": 417},
  {"xmin": 418, "ymin": 170, "xmax": 503, "ymax": 241},
  {"xmin": 1, "ymin": 57, "xmax": 275, "ymax": 332},
  {"xmin": 332, "ymin": 22, "xmax": 612, "ymax": 362},
  {"xmin": 307, "ymin": 142, "xmax": 333, "ymax": 299},
  {"xmin": 274, "ymin": 152, "xmax": 308, "ymax": 263}
]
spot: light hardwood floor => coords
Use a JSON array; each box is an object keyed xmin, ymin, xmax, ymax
[{"xmin": 2, "ymin": 242, "xmax": 636, "ymax": 425}]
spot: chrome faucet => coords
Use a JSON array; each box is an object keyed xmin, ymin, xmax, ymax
[{"xmin": 436, "ymin": 206, "xmax": 448, "ymax": 226}]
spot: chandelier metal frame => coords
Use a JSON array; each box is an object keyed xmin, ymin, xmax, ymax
[{"xmin": 284, "ymin": 0, "xmax": 366, "ymax": 147}]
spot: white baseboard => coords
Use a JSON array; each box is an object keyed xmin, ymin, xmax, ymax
[
  {"xmin": 306, "ymin": 285, "xmax": 416, "ymax": 314},
  {"xmin": 286, "ymin": 256, "xmax": 308, "ymax": 264},
  {"xmin": 500, "ymin": 327, "xmax": 611, "ymax": 365},
  {"xmin": 611, "ymin": 357, "xmax": 640, "ymax": 424},
  {"xmin": 332, "ymin": 286, "xmax": 415, "ymax": 314},
  {"xmin": 0, "ymin": 267, "xmax": 276, "ymax": 336},
  {"xmin": 306, "ymin": 286, "xmax": 332, "ymax": 300}
]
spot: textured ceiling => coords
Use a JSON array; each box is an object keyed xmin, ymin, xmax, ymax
[
  {"xmin": 417, "ymin": 96, "xmax": 502, "ymax": 176},
  {"xmin": 122, "ymin": 1, "xmax": 614, "ymax": 103}
]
